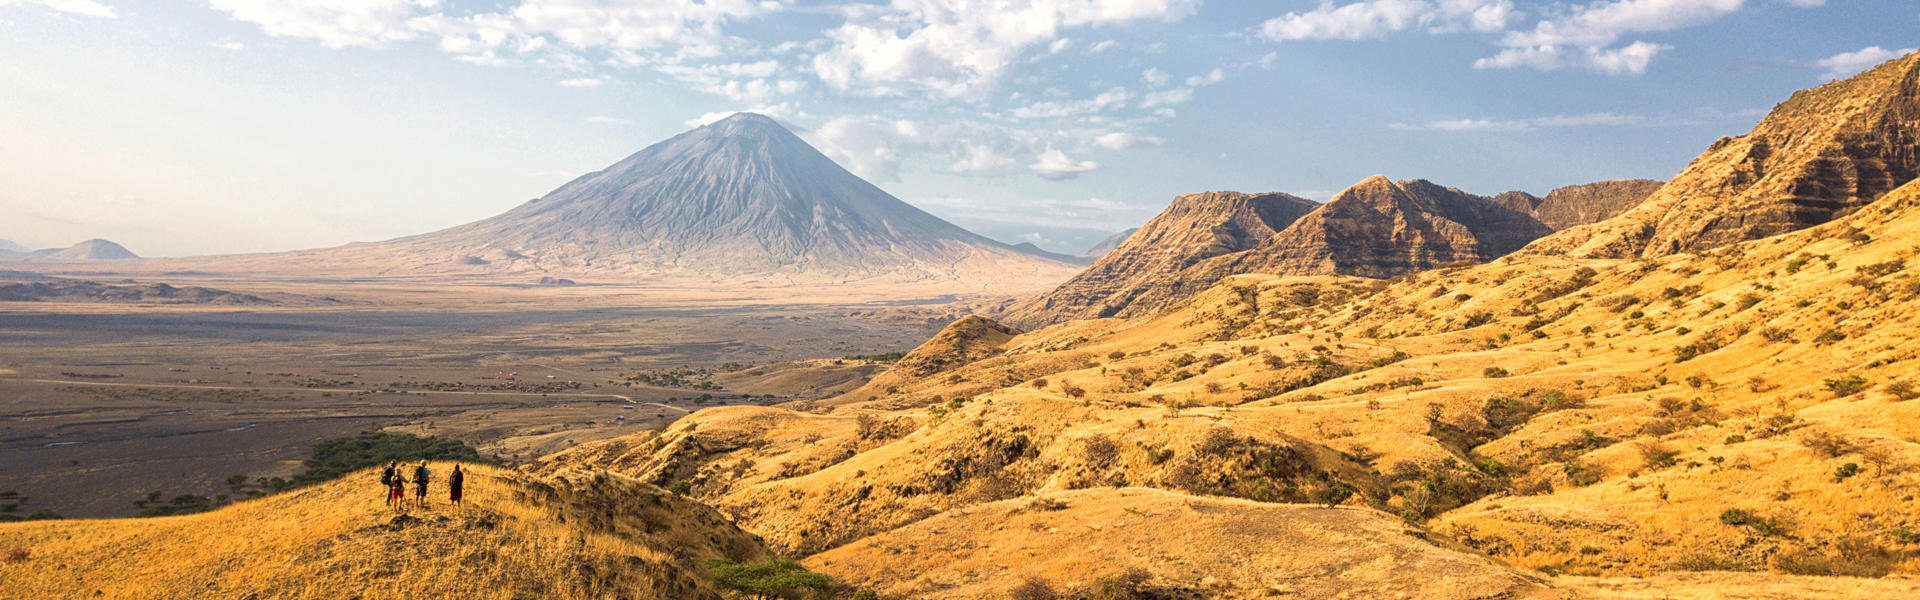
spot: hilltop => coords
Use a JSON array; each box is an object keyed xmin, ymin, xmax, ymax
[
  {"xmin": 0, "ymin": 238, "xmax": 140, "ymax": 262},
  {"xmin": 0, "ymin": 464, "xmax": 777, "ymax": 599}
]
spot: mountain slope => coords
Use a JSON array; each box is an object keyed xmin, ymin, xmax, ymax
[
  {"xmin": 364, "ymin": 113, "xmax": 1076, "ymax": 284},
  {"xmin": 3, "ymin": 238, "xmax": 140, "ymax": 261},
  {"xmin": 1080, "ymin": 227, "xmax": 1138, "ymax": 259},
  {"xmin": 1529, "ymin": 50, "xmax": 1920, "ymax": 258},
  {"xmin": 0, "ymin": 464, "xmax": 771, "ymax": 599},
  {"xmin": 1002, "ymin": 190, "xmax": 1319, "ymax": 324},
  {"xmin": 1205, "ymin": 176, "xmax": 1550, "ymax": 280},
  {"xmin": 0, "ymin": 239, "xmax": 26, "ymax": 253},
  {"xmin": 1005, "ymin": 176, "xmax": 1614, "ymax": 327},
  {"xmin": 1528, "ymin": 179, "xmax": 1663, "ymax": 230}
]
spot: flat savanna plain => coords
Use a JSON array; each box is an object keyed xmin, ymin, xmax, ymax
[{"xmin": 0, "ymin": 272, "xmax": 960, "ymax": 519}]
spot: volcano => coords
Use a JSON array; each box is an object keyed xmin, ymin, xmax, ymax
[{"xmin": 359, "ymin": 113, "xmax": 1073, "ymax": 284}]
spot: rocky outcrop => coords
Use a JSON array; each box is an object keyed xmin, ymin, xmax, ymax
[
  {"xmin": 1528, "ymin": 179, "xmax": 1663, "ymax": 230},
  {"xmin": 1530, "ymin": 50, "xmax": 1920, "ymax": 258}
]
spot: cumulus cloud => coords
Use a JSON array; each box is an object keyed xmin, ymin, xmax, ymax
[
  {"xmin": 812, "ymin": 0, "xmax": 1202, "ymax": 97},
  {"xmin": 1813, "ymin": 46, "xmax": 1916, "ymax": 80},
  {"xmin": 1258, "ymin": 0, "xmax": 1512, "ymax": 41},
  {"xmin": 1010, "ymin": 87, "xmax": 1133, "ymax": 119},
  {"xmin": 1030, "ymin": 147, "xmax": 1099, "ymax": 180},
  {"xmin": 1141, "ymin": 67, "xmax": 1170, "ymax": 87},
  {"xmin": 556, "ymin": 77, "xmax": 605, "ymax": 88},
  {"xmin": 1184, "ymin": 68, "xmax": 1225, "ymax": 87},
  {"xmin": 0, "ymin": 0, "xmax": 117, "ymax": 18},
  {"xmin": 210, "ymin": 0, "xmax": 431, "ymax": 49},
  {"xmin": 1476, "ymin": 40, "xmax": 1670, "ymax": 75}
]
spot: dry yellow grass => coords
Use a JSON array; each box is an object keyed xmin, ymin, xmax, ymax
[
  {"xmin": 541, "ymin": 180, "xmax": 1920, "ymax": 597},
  {"xmin": 0, "ymin": 464, "xmax": 768, "ymax": 600}
]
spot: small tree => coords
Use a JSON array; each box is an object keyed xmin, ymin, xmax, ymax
[{"xmin": 706, "ymin": 557, "xmax": 832, "ymax": 600}]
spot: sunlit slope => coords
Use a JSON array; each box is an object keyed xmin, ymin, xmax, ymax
[{"xmin": 0, "ymin": 465, "xmax": 768, "ymax": 600}]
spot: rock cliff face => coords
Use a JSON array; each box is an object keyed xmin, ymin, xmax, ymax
[
  {"xmin": 1004, "ymin": 175, "xmax": 1652, "ymax": 326},
  {"xmin": 1527, "ymin": 179, "xmax": 1664, "ymax": 230},
  {"xmin": 1002, "ymin": 191, "xmax": 1318, "ymax": 323},
  {"xmin": 1530, "ymin": 50, "xmax": 1920, "ymax": 258}
]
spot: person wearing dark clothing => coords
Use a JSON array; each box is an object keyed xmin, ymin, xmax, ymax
[
  {"xmin": 388, "ymin": 473, "xmax": 408, "ymax": 510},
  {"xmin": 414, "ymin": 462, "xmax": 431, "ymax": 505},
  {"xmin": 381, "ymin": 460, "xmax": 400, "ymax": 507},
  {"xmin": 449, "ymin": 464, "xmax": 465, "ymax": 505}
]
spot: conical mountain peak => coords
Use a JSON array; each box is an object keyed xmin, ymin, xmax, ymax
[{"xmin": 360, "ymin": 114, "xmax": 1076, "ymax": 286}]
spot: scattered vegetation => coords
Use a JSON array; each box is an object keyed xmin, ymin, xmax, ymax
[{"xmin": 705, "ymin": 557, "xmax": 833, "ymax": 599}]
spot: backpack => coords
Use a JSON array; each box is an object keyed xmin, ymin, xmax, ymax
[
  {"xmin": 415, "ymin": 466, "xmax": 430, "ymax": 483},
  {"xmin": 381, "ymin": 466, "xmax": 395, "ymax": 485}
]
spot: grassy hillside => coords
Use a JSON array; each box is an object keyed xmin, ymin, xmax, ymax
[
  {"xmin": 536, "ymin": 180, "xmax": 1920, "ymax": 597},
  {"xmin": 0, "ymin": 464, "xmax": 771, "ymax": 600}
]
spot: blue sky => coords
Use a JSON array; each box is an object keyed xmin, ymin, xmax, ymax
[{"xmin": 0, "ymin": 0, "xmax": 1913, "ymax": 256}]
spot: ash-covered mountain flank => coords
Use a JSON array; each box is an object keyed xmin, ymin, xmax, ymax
[{"xmin": 316, "ymin": 113, "xmax": 1077, "ymax": 286}]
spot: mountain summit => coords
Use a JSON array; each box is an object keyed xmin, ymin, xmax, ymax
[{"xmin": 363, "ymin": 113, "xmax": 1074, "ymax": 285}]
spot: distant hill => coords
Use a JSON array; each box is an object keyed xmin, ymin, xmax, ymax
[
  {"xmin": 0, "ymin": 239, "xmax": 26, "ymax": 253},
  {"xmin": 0, "ymin": 239, "xmax": 139, "ymax": 262},
  {"xmin": 1004, "ymin": 177, "xmax": 1657, "ymax": 326},
  {"xmin": 1080, "ymin": 227, "xmax": 1138, "ymax": 259},
  {"xmin": 1008, "ymin": 242, "xmax": 1091, "ymax": 265},
  {"xmin": 1529, "ymin": 49, "xmax": 1920, "ymax": 258}
]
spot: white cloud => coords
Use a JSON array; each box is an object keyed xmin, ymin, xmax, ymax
[
  {"xmin": 1139, "ymin": 87, "xmax": 1193, "ymax": 108},
  {"xmin": 556, "ymin": 77, "xmax": 605, "ymax": 88},
  {"xmin": 1142, "ymin": 67, "xmax": 1170, "ymax": 87},
  {"xmin": 1030, "ymin": 147, "xmax": 1099, "ymax": 180},
  {"xmin": 1092, "ymin": 131, "xmax": 1164, "ymax": 150},
  {"xmin": 947, "ymin": 143, "xmax": 1019, "ymax": 176},
  {"xmin": 1185, "ymin": 68, "xmax": 1225, "ymax": 87},
  {"xmin": 1257, "ymin": 0, "xmax": 1512, "ymax": 41},
  {"xmin": 812, "ymin": 0, "xmax": 1202, "ymax": 98},
  {"xmin": 210, "ymin": 0, "xmax": 430, "ymax": 49},
  {"xmin": 1393, "ymin": 112, "xmax": 1646, "ymax": 131},
  {"xmin": 1087, "ymin": 39, "xmax": 1118, "ymax": 53},
  {"xmin": 1476, "ymin": 40, "xmax": 1670, "ymax": 75},
  {"xmin": 209, "ymin": 41, "xmax": 246, "ymax": 51},
  {"xmin": 686, "ymin": 104, "xmax": 797, "ymax": 128},
  {"xmin": 0, "ymin": 0, "xmax": 117, "ymax": 18},
  {"xmin": 1010, "ymin": 87, "xmax": 1133, "ymax": 119},
  {"xmin": 1812, "ymin": 46, "xmax": 1915, "ymax": 80}
]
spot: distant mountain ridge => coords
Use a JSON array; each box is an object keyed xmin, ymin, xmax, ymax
[
  {"xmin": 1081, "ymin": 228, "xmax": 1138, "ymax": 259},
  {"xmin": 1005, "ymin": 177, "xmax": 1659, "ymax": 326}
]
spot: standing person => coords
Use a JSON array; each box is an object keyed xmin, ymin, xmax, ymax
[
  {"xmin": 380, "ymin": 460, "xmax": 398, "ymax": 504},
  {"xmin": 414, "ymin": 461, "xmax": 431, "ymax": 507},
  {"xmin": 388, "ymin": 471, "xmax": 408, "ymax": 511},
  {"xmin": 449, "ymin": 464, "xmax": 464, "ymax": 507}
]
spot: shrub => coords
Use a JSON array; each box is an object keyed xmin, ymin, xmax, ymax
[
  {"xmin": 1106, "ymin": 351, "xmax": 1127, "ymax": 360},
  {"xmin": 1835, "ymin": 463, "xmax": 1861, "ymax": 481},
  {"xmin": 1196, "ymin": 428, "xmax": 1238, "ymax": 456},
  {"xmin": 1735, "ymin": 293, "xmax": 1762, "ymax": 311},
  {"xmin": 1369, "ymin": 351, "xmax": 1412, "ymax": 368},
  {"xmin": 705, "ymin": 557, "xmax": 832, "ymax": 599},
  {"xmin": 1719, "ymin": 508, "xmax": 1752, "ymax": 526},
  {"xmin": 668, "ymin": 480, "xmax": 693, "ymax": 496},
  {"xmin": 3, "ymin": 547, "xmax": 27, "ymax": 563},
  {"xmin": 1886, "ymin": 380, "xmax": 1918, "ymax": 401},
  {"xmin": 1061, "ymin": 382, "xmax": 1087, "ymax": 398},
  {"xmin": 1483, "ymin": 366, "xmax": 1510, "ymax": 378},
  {"xmin": 1076, "ymin": 569, "xmax": 1152, "ymax": 600},
  {"xmin": 1638, "ymin": 442, "xmax": 1679, "ymax": 469},
  {"xmin": 1011, "ymin": 577, "xmax": 1058, "ymax": 600},
  {"xmin": 1801, "ymin": 430, "xmax": 1856, "ymax": 458},
  {"xmin": 1759, "ymin": 327, "xmax": 1795, "ymax": 343},
  {"xmin": 1825, "ymin": 375, "xmax": 1870, "ymax": 397},
  {"xmin": 290, "ymin": 431, "xmax": 490, "ymax": 488},
  {"xmin": 1316, "ymin": 485, "xmax": 1354, "ymax": 507},
  {"xmin": 1771, "ymin": 537, "xmax": 1898, "ymax": 577},
  {"xmin": 1813, "ymin": 329, "xmax": 1847, "ymax": 346}
]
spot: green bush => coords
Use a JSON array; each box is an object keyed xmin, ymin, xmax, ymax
[
  {"xmin": 1719, "ymin": 508, "xmax": 1751, "ymax": 526},
  {"xmin": 1482, "ymin": 366, "xmax": 1510, "ymax": 378},
  {"xmin": 290, "ymin": 431, "xmax": 490, "ymax": 488},
  {"xmin": 1825, "ymin": 375, "xmax": 1870, "ymax": 397},
  {"xmin": 705, "ymin": 557, "xmax": 832, "ymax": 599}
]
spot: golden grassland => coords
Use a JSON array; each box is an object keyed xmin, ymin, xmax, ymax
[
  {"xmin": 532, "ymin": 181, "xmax": 1920, "ymax": 597},
  {"xmin": 0, "ymin": 464, "xmax": 767, "ymax": 600}
]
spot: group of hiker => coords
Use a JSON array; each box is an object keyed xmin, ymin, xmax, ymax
[{"xmin": 381, "ymin": 460, "xmax": 464, "ymax": 510}]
